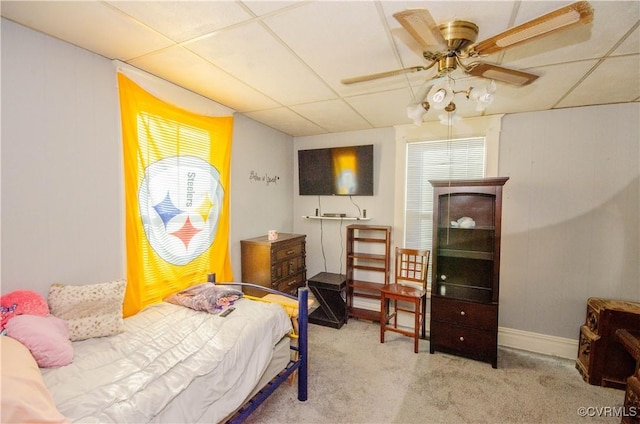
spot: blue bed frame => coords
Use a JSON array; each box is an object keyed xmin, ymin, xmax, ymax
[{"xmin": 225, "ymin": 283, "xmax": 309, "ymax": 423}]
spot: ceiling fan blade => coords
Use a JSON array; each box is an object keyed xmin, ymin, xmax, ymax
[
  {"xmin": 466, "ymin": 62, "xmax": 539, "ymax": 86},
  {"xmin": 469, "ymin": 1, "xmax": 594, "ymax": 56},
  {"xmin": 341, "ymin": 65, "xmax": 430, "ymax": 85},
  {"xmin": 393, "ymin": 8, "xmax": 448, "ymax": 51}
]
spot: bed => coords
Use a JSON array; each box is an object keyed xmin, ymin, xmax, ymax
[{"xmin": 2, "ymin": 282, "xmax": 309, "ymax": 424}]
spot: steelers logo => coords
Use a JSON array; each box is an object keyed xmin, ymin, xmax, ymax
[{"xmin": 138, "ymin": 156, "xmax": 223, "ymax": 266}]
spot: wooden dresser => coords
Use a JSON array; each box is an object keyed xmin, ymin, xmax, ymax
[{"xmin": 240, "ymin": 233, "xmax": 306, "ymax": 297}]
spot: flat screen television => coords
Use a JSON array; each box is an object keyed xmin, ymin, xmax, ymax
[{"xmin": 298, "ymin": 144, "xmax": 374, "ymax": 196}]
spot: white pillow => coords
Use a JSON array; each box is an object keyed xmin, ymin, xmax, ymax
[{"xmin": 48, "ymin": 280, "xmax": 126, "ymax": 341}]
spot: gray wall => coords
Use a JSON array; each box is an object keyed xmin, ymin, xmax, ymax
[
  {"xmin": 1, "ymin": 19, "xmax": 124, "ymax": 291},
  {"xmin": 1, "ymin": 19, "xmax": 294, "ymax": 295},
  {"xmin": 499, "ymin": 105, "xmax": 639, "ymax": 338}
]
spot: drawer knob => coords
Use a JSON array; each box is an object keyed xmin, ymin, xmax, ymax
[
  {"xmin": 286, "ymin": 249, "xmax": 295, "ymax": 255},
  {"xmin": 460, "ymin": 311, "xmax": 466, "ymax": 316},
  {"xmin": 459, "ymin": 336, "xmax": 465, "ymax": 342}
]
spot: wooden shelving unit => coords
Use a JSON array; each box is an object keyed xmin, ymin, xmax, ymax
[{"xmin": 345, "ymin": 224, "xmax": 391, "ymax": 322}]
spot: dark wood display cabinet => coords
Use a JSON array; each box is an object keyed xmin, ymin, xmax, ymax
[
  {"xmin": 429, "ymin": 177, "xmax": 508, "ymax": 368},
  {"xmin": 240, "ymin": 233, "xmax": 306, "ymax": 297}
]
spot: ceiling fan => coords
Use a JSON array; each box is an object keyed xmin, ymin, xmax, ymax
[{"xmin": 341, "ymin": 1, "xmax": 594, "ymax": 89}]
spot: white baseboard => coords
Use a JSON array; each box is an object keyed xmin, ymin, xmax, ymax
[
  {"xmin": 353, "ymin": 299, "xmax": 578, "ymax": 360},
  {"xmin": 497, "ymin": 326, "xmax": 578, "ymax": 360}
]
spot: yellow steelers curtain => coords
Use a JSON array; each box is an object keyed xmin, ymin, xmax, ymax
[{"xmin": 118, "ymin": 73, "xmax": 234, "ymax": 317}]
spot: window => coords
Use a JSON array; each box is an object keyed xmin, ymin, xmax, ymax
[{"xmin": 404, "ymin": 137, "xmax": 486, "ymax": 252}]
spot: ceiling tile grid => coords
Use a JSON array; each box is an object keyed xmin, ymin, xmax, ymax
[{"xmin": 1, "ymin": 0, "xmax": 638, "ymax": 137}]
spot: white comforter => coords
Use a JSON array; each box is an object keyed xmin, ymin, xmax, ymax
[{"xmin": 41, "ymin": 299, "xmax": 292, "ymax": 423}]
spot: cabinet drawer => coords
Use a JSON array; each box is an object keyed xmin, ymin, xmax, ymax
[
  {"xmin": 273, "ymin": 241, "xmax": 304, "ymax": 261},
  {"xmin": 275, "ymin": 271, "xmax": 306, "ymax": 295},
  {"xmin": 431, "ymin": 321, "xmax": 496, "ymax": 355},
  {"xmin": 431, "ymin": 297, "xmax": 496, "ymax": 330},
  {"xmin": 271, "ymin": 256, "xmax": 305, "ymax": 281}
]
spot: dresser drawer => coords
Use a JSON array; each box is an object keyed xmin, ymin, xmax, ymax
[
  {"xmin": 271, "ymin": 255, "xmax": 306, "ymax": 281},
  {"xmin": 431, "ymin": 320, "xmax": 496, "ymax": 356},
  {"xmin": 273, "ymin": 240, "xmax": 304, "ymax": 262},
  {"xmin": 275, "ymin": 271, "xmax": 306, "ymax": 295},
  {"xmin": 431, "ymin": 297, "xmax": 497, "ymax": 330}
]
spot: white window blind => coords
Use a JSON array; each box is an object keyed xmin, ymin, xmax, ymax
[{"xmin": 404, "ymin": 137, "xmax": 486, "ymax": 254}]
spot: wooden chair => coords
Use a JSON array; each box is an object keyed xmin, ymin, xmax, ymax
[{"xmin": 380, "ymin": 247, "xmax": 430, "ymax": 353}]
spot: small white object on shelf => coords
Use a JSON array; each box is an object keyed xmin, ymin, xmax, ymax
[{"xmin": 457, "ymin": 216, "xmax": 476, "ymax": 228}]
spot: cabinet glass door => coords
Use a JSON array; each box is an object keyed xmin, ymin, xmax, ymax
[{"xmin": 434, "ymin": 192, "xmax": 496, "ymax": 303}]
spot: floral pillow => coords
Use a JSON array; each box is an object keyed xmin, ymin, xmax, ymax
[
  {"xmin": 1, "ymin": 290, "xmax": 50, "ymax": 332},
  {"xmin": 164, "ymin": 283, "xmax": 242, "ymax": 314},
  {"xmin": 48, "ymin": 280, "xmax": 126, "ymax": 341}
]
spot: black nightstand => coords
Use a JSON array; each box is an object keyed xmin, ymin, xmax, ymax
[{"xmin": 308, "ymin": 272, "xmax": 346, "ymax": 329}]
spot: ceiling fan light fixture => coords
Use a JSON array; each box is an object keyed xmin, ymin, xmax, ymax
[
  {"xmin": 471, "ymin": 80, "xmax": 497, "ymax": 111},
  {"xmin": 439, "ymin": 111, "xmax": 461, "ymax": 126},
  {"xmin": 444, "ymin": 101, "xmax": 456, "ymax": 113},
  {"xmin": 407, "ymin": 102, "xmax": 430, "ymax": 126},
  {"xmin": 429, "ymin": 84, "xmax": 454, "ymax": 109}
]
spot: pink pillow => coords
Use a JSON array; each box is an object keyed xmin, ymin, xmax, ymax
[
  {"xmin": 6, "ymin": 315, "xmax": 73, "ymax": 368},
  {"xmin": 1, "ymin": 290, "xmax": 50, "ymax": 331}
]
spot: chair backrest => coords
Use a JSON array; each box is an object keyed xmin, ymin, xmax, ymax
[{"xmin": 395, "ymin": 247, "xmax": 430, "ymax": 291}]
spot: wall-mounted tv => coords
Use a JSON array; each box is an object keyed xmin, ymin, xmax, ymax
[{"xmin": 298, "ymin": 144, "xmax": 374, "ymax": 196}]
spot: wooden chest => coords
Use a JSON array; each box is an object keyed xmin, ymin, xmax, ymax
[
  {"xmin": 616, "ymin": 329, "xmax": 640, "ymax": 423},
  {"xmin": 240, "ymin": 233, "xmax": 306, "ymax": 297},
  {"xmin": 576, "ymin": 297, "xmax": 640, "ymax": 389}
]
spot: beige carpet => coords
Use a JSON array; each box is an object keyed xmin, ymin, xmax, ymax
[{"xmin": 245, "ymin": 318, "xmax": 623, "ymax": 424}]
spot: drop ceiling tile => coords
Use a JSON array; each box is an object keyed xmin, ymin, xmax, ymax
[
  {"xmin": 241, "ymin": 1, "xmax": 302, "ymax": 17},
  {"xmin": 345, "ymin": 88, "xmax": 415, "ymax": 128},
  {"xmin": 106, "ymin": 1, "xmax": 252, "ymax": 43},
  {"xmin": 291, "ymin": 99, "xmax": 374, "ymax": 134},
  {"xmin": 184, "ymin": 21, "xmax": 335, "ymax": 105},
  {"xmin": 263, "ymin": 1, "xmax": 402, "ymax": 96},
  {"xmin": 129, "ymin": 46, "xmax": 280, "ymax": 112},
  {"xmin": 1, "ymin": 1, "xmax": 172, "ymax": 61},
  {"xmin": 557, "ymin": 55, "xmax": 640, "ymax": 108},
  {"xmin": 614, "ymin": 26, "xmax": 640, "ymax": 56},
  {"xmin": 244, "ymin": 108, "xmax": 328, "ymax": 137}
]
